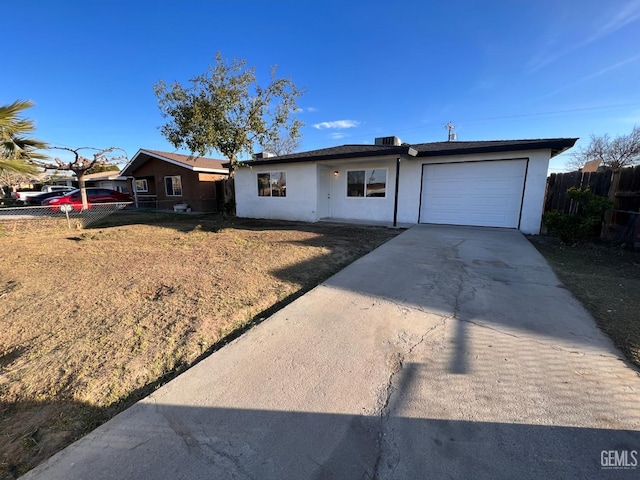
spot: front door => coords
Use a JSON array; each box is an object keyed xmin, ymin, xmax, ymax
[{"xmin": 318, "ymin": 168, "xmax": 331, "ymax": 219}]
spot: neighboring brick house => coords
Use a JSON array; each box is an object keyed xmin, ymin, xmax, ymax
[{"xmin": 120, "ymin": 149, "xmax": 229, "ymax": 212}]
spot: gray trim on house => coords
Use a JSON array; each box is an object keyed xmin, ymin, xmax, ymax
[{"xmin": 412, "ymin": 138, "xmax": 577, "ymax": 157}]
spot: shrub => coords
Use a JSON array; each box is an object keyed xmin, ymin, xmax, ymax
[{"xmin": 544, "ymin": 186, "xmax": 613, "ymax": 244}]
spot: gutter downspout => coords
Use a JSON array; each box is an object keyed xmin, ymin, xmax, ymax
[{"xmin": 393, "ymin": 157, "xmax": 400, "ymax": 227}]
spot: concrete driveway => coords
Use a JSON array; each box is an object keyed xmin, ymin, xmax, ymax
[{"xmin": 23, "ymin": 225, "xmax": 640, "ymax": 479}]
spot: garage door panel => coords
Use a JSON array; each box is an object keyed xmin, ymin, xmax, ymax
[{"xmin": 420, "ymin": 160, "xmax": 526, "ymax": 228}]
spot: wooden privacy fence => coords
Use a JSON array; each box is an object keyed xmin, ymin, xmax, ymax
[{"xmin": 544, "ymin": 166, "xmax": 640, "ymax": 245}]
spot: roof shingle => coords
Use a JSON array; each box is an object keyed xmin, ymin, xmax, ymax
[
  {"xmin": 120, "ymin": 149, "xmax": 229, "ymax": 176},
  {"xmin": 143, "ymin": 149, "xmax": 227, "ymax": 170}
]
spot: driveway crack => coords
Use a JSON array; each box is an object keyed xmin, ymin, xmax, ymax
[
  {"xmin": 372, "ymin": 317, "xmax": 446, "ymax": 479},
  {"xmin": 155, "ymin": 403, "xmax": 256, "ymax": 479}
]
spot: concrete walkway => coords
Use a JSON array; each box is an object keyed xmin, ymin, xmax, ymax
[{"xmin": 23, "ymin": 225, "xmax": 640, "ymax": 479}]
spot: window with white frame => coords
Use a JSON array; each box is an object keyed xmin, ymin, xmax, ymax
[
  {"xmin": 347, "ymin": 169, "xmax": 387, "ymax": 197},
  {"xmin": 257, "ymin": 171, "xmax": 286, "ymax": 197},
  {"xmin": 135, "ymin": 179, "xmax": 148, "ymax": 192},
  {"xmin": 165, "ymin": 176, "xmax": 183, "ymax": 196}
]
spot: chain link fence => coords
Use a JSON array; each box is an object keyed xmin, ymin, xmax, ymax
[
  {"xmin": 0, "ymin": 202, "xmax": 133, "ymax": 233},
  {"xmin": 133, "ymin": 197, "xmax": 221, "ymax": 213}
]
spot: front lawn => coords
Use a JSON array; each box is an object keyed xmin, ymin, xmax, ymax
[
  {"xmin": 0, "ymin": 212, "xmax": 400, "ymax": 478},
  {"xmin": 528, "ymin": 236, "xmax": 640, "ymax": 370}
]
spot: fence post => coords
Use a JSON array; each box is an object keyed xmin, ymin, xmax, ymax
[
  {"xmin": 607, "ymin": 169, "xmax": 620, "ymax": 202},
  {"xmin": 602, "ymin": 169, "xmax": 621, "ymax": 238}
]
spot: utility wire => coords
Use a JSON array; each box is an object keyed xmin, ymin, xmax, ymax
[{"xmin": 347, "ymin": 101, "xmax": 640, "ymax": 141}]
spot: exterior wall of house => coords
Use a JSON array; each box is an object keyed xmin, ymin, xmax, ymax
[
  {"xmin": 235, "ymin": 149, "xmax": 552, "ymax": 234},
  {"xmin": 326, "ymin": 161, "xmax": 397, "ymax": 223},
  {"xmin": 519, "ymin": 149, "xmax": 552, "ymax": 234},
  {"xmin": 129, "ymin": 158, "xmax": 223, "ymax": 212},
  {"xmin": 396, "ymin": 149, "xmax": 552, "ymax": 234},
  {"xmin": 85, "ymin": 180, "xmax": 129, "ymax": 193},
  {"xmin": 235, "ymin": 163, "xmax": 318, "ymax": 221}
]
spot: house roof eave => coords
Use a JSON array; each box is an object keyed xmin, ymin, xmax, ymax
[
  {"xmin": 228, "ymin": 138, "xmax": 578, "ymax": 168},
  {"xmin": 224, "ymin": 145, "xmax": 413, "ymax": 168},
  {"xmin": 413, "ymin": 138, "xmax": 579, "ymax": 158},
  {"xmin": 192, "ymin": 167, "xmax": 230, "ymax": 174}
]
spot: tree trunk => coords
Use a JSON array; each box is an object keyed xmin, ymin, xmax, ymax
[
  {"xmin": 223, "ymin": 175, "xmax": 236, "ymax": 217},
  {"xmin": 76, "ymin": 171, "xmax": 89, "ymax": 210},
  {"xmin": 223, "ymin": 162, "xmax": 236, "ymax": 217}
]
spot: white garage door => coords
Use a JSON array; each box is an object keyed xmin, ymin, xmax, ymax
[{"xmin": 420, "ymin": 159, "xmax": 527, "ymax": 228}]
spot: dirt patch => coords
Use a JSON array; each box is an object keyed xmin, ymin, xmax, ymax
[
  {"xmin": 0, "ymin": 211, "xmax": 401, "ymax": 478},
  {"xmin": 528, "ymin": 235, "xmax": 640, "ymax": 370}
]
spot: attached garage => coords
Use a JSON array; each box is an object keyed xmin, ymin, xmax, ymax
[{"xmin": 419, "ymin": 159, "xmax": 527, "ymax": 229}]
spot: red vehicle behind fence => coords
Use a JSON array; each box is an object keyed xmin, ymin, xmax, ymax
[{"xmin": 43, "ymin": 188, "xmax": 131, "ymax": 211}]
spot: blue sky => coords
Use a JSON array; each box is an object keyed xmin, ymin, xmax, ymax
[{"xmin": 3, "ymin": 0, "xmax": 640, "ymax": 173}]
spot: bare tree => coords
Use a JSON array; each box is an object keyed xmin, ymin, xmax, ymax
[
  {"xmin": 568, "ymin": 126, "xmax": 640, "ymax": 170},
  {"xmin": 564, "ymin": 152, "xmax": 587, "ymax": 172},
  {"xmin": 261, "ymin": 135, "xmax": 301, "ymax": 156},
  {"xmin": 0, "ymin": 170, "xmax": 40, "ymax": 197},
  {"xmin": 35, "ymin": 147, "xmax": 127, "ymax": 210}
]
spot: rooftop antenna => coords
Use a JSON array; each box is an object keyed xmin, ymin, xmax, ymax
[{"xmin": 445, "ymin": 122, "xmax": 457, "ymax": 141}]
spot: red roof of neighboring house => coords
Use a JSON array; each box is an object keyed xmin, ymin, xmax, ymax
[
  {"xmin": 120, "ymin": 149, "xmax": 229, "ymax": 176},
  {"xmin": 143, "ymin": 150, "xmax": 227, "ymax": 171}
]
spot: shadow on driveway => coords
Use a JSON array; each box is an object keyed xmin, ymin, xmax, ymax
[{"xmin": 26, "ymin": 401, "xmax": 639, "ymax": 480}]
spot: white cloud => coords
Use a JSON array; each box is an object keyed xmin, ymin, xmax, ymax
[
  {"xmin": 313, "ymin": 120, "xmax": 360, "ymax": 130},
  {"xmin": 330, "ymin": 132, "xmax": 348, "ymax": 139},
  {"xmin": 306, "ymin": 107, "xmax": 318, "ymax": 112}
]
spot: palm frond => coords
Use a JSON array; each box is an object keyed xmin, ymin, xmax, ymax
[
  {"xmin": 0, "ymin": 99, "xmax": 49, "ymax": 163},
  {"xmin": 0, "ymin": 158, "xmax": 39, "ymax": 175}
]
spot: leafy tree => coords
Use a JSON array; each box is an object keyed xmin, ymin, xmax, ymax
[
  {"xmin": 0, "ymin": 100, "xmax": 48, "ymax": 175},
  {"xmin": 153, "ymin": 53, "xmax": 304, "ymax": 213},
  {"xmin": 35, "ymin": 147, "xmax": 127, "ymax": 210},
  {"xmin": 567, "ymin": 126, "xmax": 640, "ymax": 171}
]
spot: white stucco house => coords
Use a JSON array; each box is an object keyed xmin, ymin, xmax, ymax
[
  {"xmin": 233, "ymin": 136, "xmax": 577, "ymax": 234},
  {"xmin": 82, "ymin": 170, "xmax": 129, "ymax": 193}
]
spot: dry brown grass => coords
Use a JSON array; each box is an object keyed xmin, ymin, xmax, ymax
[
  {"xmin": 528, "ymin": 235, "xmax": 640, "ymax": 370},
  {"xmin": 0, "ymin": 211, "xmax": 400, "ymax": 478}
]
